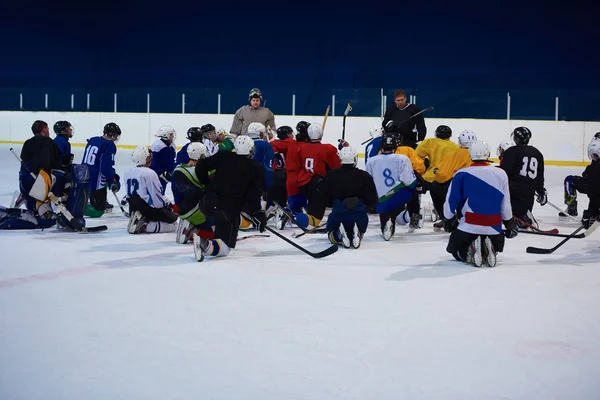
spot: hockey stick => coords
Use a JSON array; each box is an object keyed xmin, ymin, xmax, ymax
[
  {"xmin": 525, "ymin": 221, "xmax": 600, "ymax": 254},
  {"xmin": 515, "ymin": 217, "xmax": 559, "ymax": 234},
  {"xmin": 241, "ymin": 211, "xmax": 338, "ymax": 258},
  {"xmin": 322, "ymin": 105, "xmax": 331, "ymax": 131},
  {"xmin": 111, "ymin": 191, "xmax": 130, "ymax": 217},
  {"xmin": 516, "ymin": 229, "xmax": 585, "ymax": 239},
  {"xmin": 237, "ymin": 234, "xmax": 270, "ymax": 241},
  {"xmin": 341, "ymin": 102, "xmax": 352, "ymax": 141},
  {"xmin": 9, "ymin": 148, "xmax": 107, "ymax": 233},
  {"xmin": 546, "ymin": 200, "xmax": 580, "ymax": 223},
  {"xmin": 291, "ymin": 227, "xmax": 327, "ymax": 239},
  {"xmin": 361, "ymin": 106, "xmax": 434, "ymax": 145}
]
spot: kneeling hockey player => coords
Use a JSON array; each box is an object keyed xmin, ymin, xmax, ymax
[
  {"xmin": 443, "ymin": 141, "xmax": 518, "ymax": 267},
  {"xmin": 322, "ymin": 146, "xmax": 378, "ymax": 248},
  {"xmin": 126, "ymin": 146, "xmax": 178, "ymax": 234}
]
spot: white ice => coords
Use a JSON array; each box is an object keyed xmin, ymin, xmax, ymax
[{"xmin": 1, "ymin": 143, "xmax": 599, "ymax": 400}]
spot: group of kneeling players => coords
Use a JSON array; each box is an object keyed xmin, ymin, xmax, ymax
[{"xmin": 4, "ymin": 118, "xmax": 600, "ymax": 267}]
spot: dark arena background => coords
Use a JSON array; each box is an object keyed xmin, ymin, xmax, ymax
[{"xmin": 1, "ymin": 0, "xmax": 598, "ymax": 120}]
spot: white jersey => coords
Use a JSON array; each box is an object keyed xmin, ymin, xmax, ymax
[
  {"xmin": 124, "ymin": 166, "xmax": 170, "ymax": 208},
  {"xmin": 365, "ymin": 152, "xmax": 417, "ymax": 197},
  {"xmin": 203, "ymin": 138, "xmax": 220, "ymax": 157}
]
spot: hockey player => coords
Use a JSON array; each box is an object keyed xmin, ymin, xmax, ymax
[
  {"xmin": 193, "ymin": 136, "xmax": 267, "ymax": 261},
  {"xmin": 176, "ymin": 127, "xmax": 203, "ymax": 165},
  {"xmin": 364, "ymin": 125, "xmax": 384, "ymax": 164},
  {"xmin": 53, "ymin": 121, "xmax": 74, "ymax": 169},
  {"xmin": 366, "ymin": 131, "xmax": 419, "ymax": 240},
  {"xmin": 429, "ymin": 130, "xmax": 477, "ymax": 230},
  {"xmin": 415, "ymin": 125, "xmax": 458, "ymax": 181},
  {"xmin": 499, "ymin": 127, "xmax": 547, "ymax": 227},
  {"xmin": 19, "ymin": 120, "xmax": 62, "ymax": 218},
  {"xmin": 199, "ymin": 124, "xmax": 221, "ymax": 157},
  {"xmin": 382, "ymin": 89, "xmax": 427, "ymax": 148},
  {"xmin": 82, "ymin": 122, "xmax": 121, "ymax": 217},
  {"xmin": 125, "ymin": 146, "xmax": 178, "ymax": 234},
  {"xmin": 283, "ymin": 121, "xmax": 311, "ymax": 216},
  {"xmin": 581, "ymin": 140, "xmax": 600, "ymax": 228},
  {"xmin": 295, "ymin": 123, "xmax": 341, "ymax": 230},
  {"xmin": 322, "ymin": 146, "xmax": 378, "ymax": 249},
  {"xmin": 230, "ymin": 88, "xmax": 276, "ymax": 137},
  {"xmin": 172, "ymin": 142, "xmax": 214, "ymax": 243},
  {"xmin": 444, "ymin": 141, "xmax": 518, "ymax": 267},
  {"xmin": 150, "ymin": 125, "xmax": 177, "ymax": 194},
  {"xmin": 496, "ymin": 140, "xmax": 515, "ymax": 165},
  {"xmin": 561, "ymin": 140, "xmax": 600, "ymax": 219},
  {"xmin": 216, "ymin": 128, "xmax": 235, "ymax": 152},
  {"xmin": 268, "ymin": 125, "xmax": 295, "ymax": 210}
]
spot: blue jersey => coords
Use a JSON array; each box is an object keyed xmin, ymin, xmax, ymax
[
  {"xmin": 150, "ymin": 139, "xmax": 177, "ymax": 177},
  {"xmin": 53, "ymin": 135, "xmax": 71, "ymax": 159},
  {"xmin": 82, "ymin": 136, "xmax": 117, "ymax": 191},
  {"xmin": 365, "ymin": 136, "xmax": 382, "ymax": 164},
  {"xmin": 253, "ymin": 139, "xmax": 274, "ymax": 187},
  {"xmin": 176, "ymin": 142, "xmax": 191, "ymax": 165}
]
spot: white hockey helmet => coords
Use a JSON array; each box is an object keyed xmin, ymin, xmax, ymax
[
  {"xmin": 369, "ymin": 125, "xmax": 384, "ymax": 138},
  {"xmin": 307, "ymin": 123, "xmax": 323, "ymax": 141},
  {"xmin": 234, "ymin": 135, "xmax": 255, "ymax": 156},
  {"xmin": 458, "ymin": 130, "xmax": 477, "ymax": 148},
  {"xmin": 587, "ymin": 140, "xmax": 600, "ymax": 160},
  {"xmin": 339, "ymin": 146, "xmax": 358, "ymax": 167},
  {"xmin": 469, "ymin": 140, "xmax": 490, "ymax": 161},
  {"xmin": 247, "ymin": 122, "xmax": 266, "ymax": 139},
  {"xmin": 497, "ymin": 140, "xmax": 515, "ymax": 157},
  {"xmin": 156, "ymin": 125, "xmax": 176, "ymax": 141},
  {"xmin": 131, "ymin": 145, "xmax": 151, "ymax": 166},
  {"xmin": 187, "ymin": 142, "xmax": 207, "ymax": 161}
]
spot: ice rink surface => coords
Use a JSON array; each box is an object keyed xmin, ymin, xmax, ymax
[{"xmin": 1, "ymin": 143, "xmax": 599, "ymax": 400}]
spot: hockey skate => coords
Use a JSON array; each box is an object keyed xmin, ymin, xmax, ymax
[
  {"xmin": 338, "ymin": 224, "xmax": 351, "ymax": 248},
  {"xmin": 193, "ymin": 234, "xmax": 210, "ymax": 262},
  {"xmin": 382, "ymin": 219, "xmax": 395, "ymax": 241},
  {"xmin": 407, "ymin": 213, "xmax": 423, "ymax": 233},
  {"xmin": 467, "ymin": 236, "xmax": 483, "ymax": 267},
  {"xmin": 433, "ymin": 220, "xmax": 445, "ymax": 232},
  {"xmin": 483, "ymin": 237, "xmax": 497, "ymax": 267},
  {"xmin": 10, "ymin": 191, "xmax": 26, "ymax": 209},
  {"xmin": 351, "ymin": 224, "xmax": 362, "ymax": 249},
  {"xmin": 559, "ymin": 201, "xmax": 578, "ymax": 219},
  {"xmin": 176, "ymin": 219, "xmax": 196, "ymax": 244},
  {"xmin": 127, "ymin": 211, "xmax": 148, "ymax": 234}
]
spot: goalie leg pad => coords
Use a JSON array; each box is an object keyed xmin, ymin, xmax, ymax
[
  {"xmin": 29, "ymin": 170, "xmax": 54, "ymax": 202},
  {"xmin": 0, "ymin": 208, "xmax": 56, "ymax": 230},
  {"xmin": 66, "ymin": 164, "xmax": 91, "ymax": 220}
]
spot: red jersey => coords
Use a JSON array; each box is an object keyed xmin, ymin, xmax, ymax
[
  {"xmin": 271, "ymin": 137, "xmax": 295, "ymax": 171},
  {"xmin": 282, "ymin": 139, "xmax": 308, "ymax": 196},
  {"xmin": 297, "ymin": 142, "xmax": 341, "ymax": 187}
]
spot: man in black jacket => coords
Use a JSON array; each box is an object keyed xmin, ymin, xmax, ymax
[
  {"xmin": 193, "ymin": 135, "xmax": 267, "ymax": 261},
  {"xmin": 382, "ymin": 89, "xmax": 427, "ymax": 149}
]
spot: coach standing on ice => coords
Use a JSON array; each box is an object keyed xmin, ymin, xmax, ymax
[
  {"xmin": 230, "ymin": 88, "xmax": 276, "ymax": 138},
  {"xmin": 382, "ymin": 89, "xmax": 427, "ymax": 149}
]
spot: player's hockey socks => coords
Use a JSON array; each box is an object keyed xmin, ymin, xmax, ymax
[{"xmin": 204, "ymin": 238, "xmax": 230, "ymax": 257}]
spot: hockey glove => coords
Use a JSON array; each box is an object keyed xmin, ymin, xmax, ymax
[
  {"xmin": 110, "ymin": 174, "xmax": 121, "ymax": 193},
  {"xmin": 337, "ymin": 139, "xmax": 349, "ymax": 150},
  {"xmin": 160, "ymin": 171, "xmax": 172, "ymax": 182},
  {"xmin": 536, "ymin": 188, "xmax": 548, "ymax": 206},
  {"xmin": 252, "ymin": 210, "xmax": 267, "ymax": 233},
  {"xmin": 503, "ymin": 217, "xmax": 518, "ymax": 238},
  {"xmin": 581, "ymin": 210, "xmax": 598, "ymax": 229},
  {"xmin": 443, "ymin": 215, "xmax": 459, "ymax": 232}
]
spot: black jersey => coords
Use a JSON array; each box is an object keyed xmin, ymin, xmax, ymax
[{"xmin": 500, "ymin": 145, "xmax": 545, "ymax": 195}]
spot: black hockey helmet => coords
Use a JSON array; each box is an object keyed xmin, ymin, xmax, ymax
[
  {"xmin": 511, "ymin": 126, "xmax": 532, "ymax": 145},
  {"xmin": 381, "ymin": 131, "xmax": 398, "ymax": 152},
  {"xmin": 103, "ymin": 122, "xmax": 121, "ymax": 138},
  {"xmin": 384, "ymin": 120, "xmax": 401, "ymax": 134},
  {"xmin": 187, "ymin": 127, "xmax": 203, "ymax": 142},
  {"xmin": 53, "ymin": 120, "xmax": 73, "ymax": 138},
  {"xmin": 276, "ymin": 126, "xmax": 293, "ymax": 140},
  {"xmin": 435, "ymin": 125, "xmax": 452, "ymax": 139},
  {"xmin": 296, "ymin": 121, "xmax": 311, "ymax": 140},
  {"xmin": 594, "ymin": 132, "xmax": 600, "ymax": 140},
  {"xmin": 200, "ymin": 124, "xmax": 216, "ymax": 139}
]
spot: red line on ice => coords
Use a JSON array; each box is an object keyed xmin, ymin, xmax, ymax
[{"xmin": 0, "ymin": 266, "xmax": 106, "ymax": 289}]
